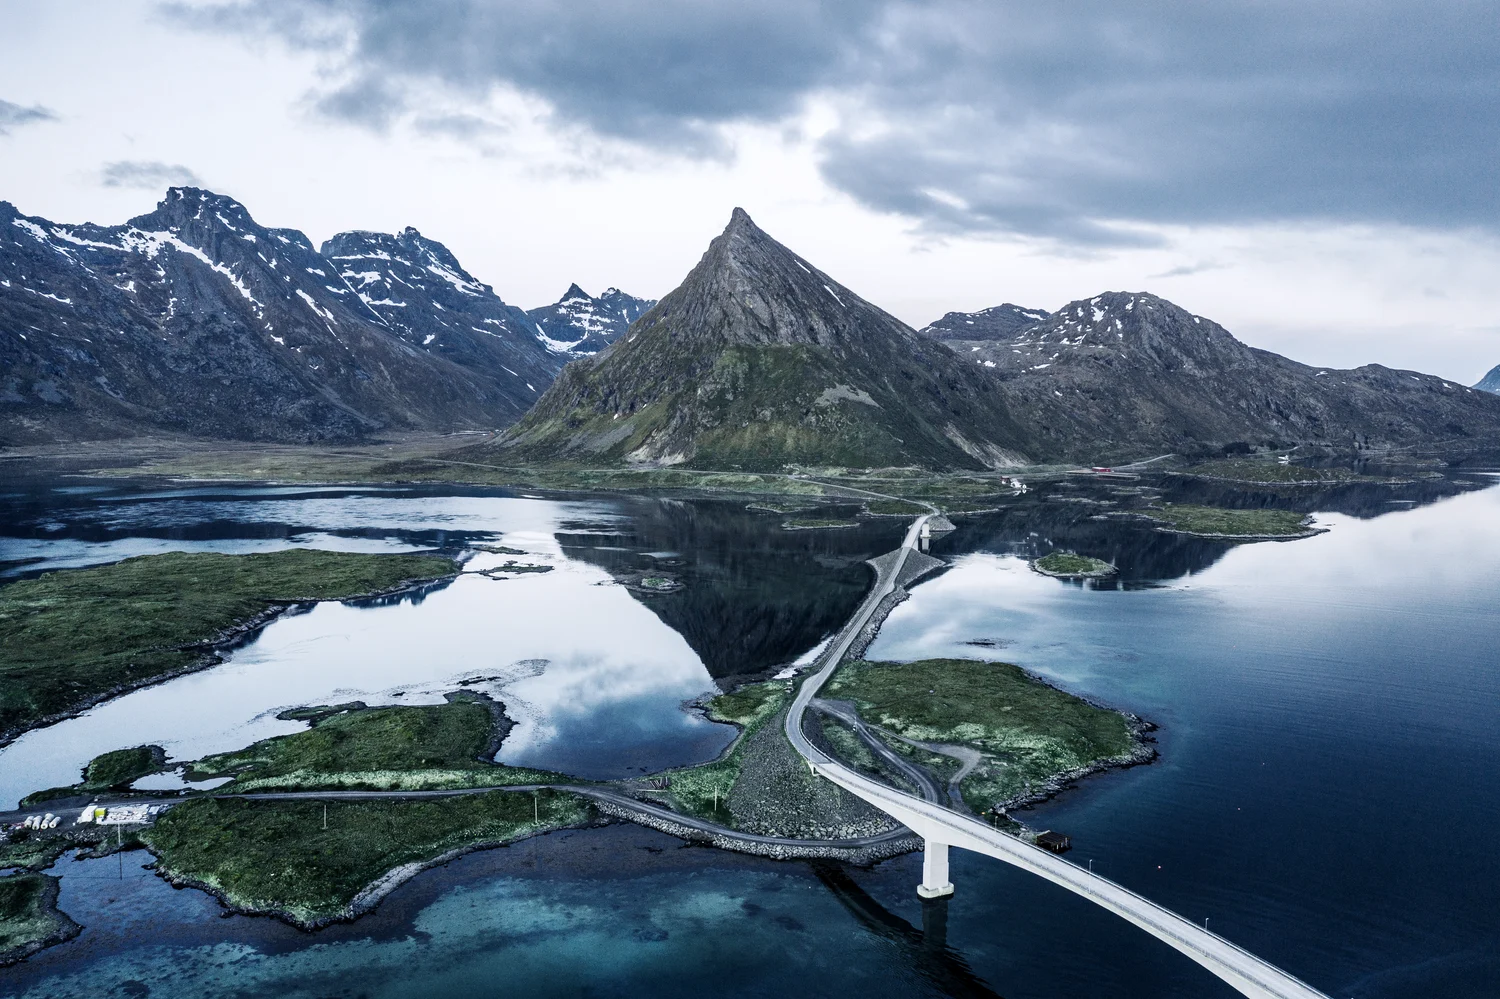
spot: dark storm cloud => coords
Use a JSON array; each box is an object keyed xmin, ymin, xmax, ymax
[
  {"xmin": 166, "ymin": 1, "xmax": 1500, "ymax": 243},
  {"xmin": 100, "ymin": 161, "xmax": 202, "ymax": 189},
  {"xmin": 0, "ymin": 99, "xmax": 57, "ymax": 135}
]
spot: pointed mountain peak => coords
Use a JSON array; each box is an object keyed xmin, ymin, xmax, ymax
[
  {"xmin": 131, "ymin": 186, "xmax": 262, "ymax": 234},
  {"xmin": 560, "ymin": 282, "xmax": 591, "ymax": 302},
  {"xmin": 491, "ymin": 207, "xmax": 1036, "ymax": 470}
]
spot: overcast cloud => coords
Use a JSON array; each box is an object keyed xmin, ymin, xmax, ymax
[
  {"xmin": 0, "ymin": 99, "xmax": 57, "ymax": 135},
  {"xmin": 168, "ymin": 0, "xmax": 1500, "ymax": 245},
  {"xmin": 2, "ymin": 3, "xmax": 1498, "ymax": 383},
  {"xmin": 100, "ymin": 160, "xmax": 202, "ymax": 189}
]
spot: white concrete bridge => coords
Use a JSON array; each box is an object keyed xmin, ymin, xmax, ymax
[{"xmin": 785, "ymin": 514, "xmax": 1330, "ymax": 999}]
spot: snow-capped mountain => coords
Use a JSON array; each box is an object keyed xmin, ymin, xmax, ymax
[
  {"xmin": 0, "ymin": 188, "xmax": 560, "ymax": 444},
  {"xmin": 525, "ymin": 283, "xmax": 656, "ymax": 355},
  {"xmin": 1476, "ymin": 364, "xmax": 1500, "ymax": 393},
  {"xmin": 320, "ymin": 227, "xmax": 560, "ymax": 391},
  {"xmin": 969, "ymin": 291, "xmax": 1500, "ymax": 458},
  {"xmin": 920, "ymin": 302, "xmax": 1051, "ymax": 342}
]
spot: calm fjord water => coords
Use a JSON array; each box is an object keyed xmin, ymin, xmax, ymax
[{"xmin": 2, "ymin": 476, "xmax": 1498, "ymax": 998}]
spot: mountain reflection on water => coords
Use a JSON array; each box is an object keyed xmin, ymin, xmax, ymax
[{"xmin": 560, "ymin": 497, "xmax": 907, "ymax": 682}]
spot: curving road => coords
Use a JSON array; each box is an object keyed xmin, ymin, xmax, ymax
[{"xmin": 783, "ymin": 514, "xmax": 1331, "ymax": 999}]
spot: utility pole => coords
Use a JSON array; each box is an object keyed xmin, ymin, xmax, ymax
[
  {"xmin": 323, "ymin": 804, "xmax": 327, "ymax": 831},
  {"xmin": 533, "ymin": 791, "xmax": 539, "ymax": 824}
]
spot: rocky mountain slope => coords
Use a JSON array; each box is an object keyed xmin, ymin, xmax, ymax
[
  {"xmin": 949, "ymin": 292, "xmax": 1500, "ymax": 459},
  {"xmin": 476, "ymin": 209, "xmax": 1040, "ymax": 470},
  {"xmin": 1476, "ymin": 364, "xmax": 1500, "ymax": 394},
  {"xmin": 525, "ymin": 284, "xmax": 656, "ymax": 355},
  {"xmin": 0, "ymin": 189, "xmax": 561, "ymax": 445},
  {"xmin": 920, "ymin": 303, "xmax": 1050, "ymax": 342},
  {"xmin": 320, "ymin": 227, "xmax": 559, "ymax": 392}
]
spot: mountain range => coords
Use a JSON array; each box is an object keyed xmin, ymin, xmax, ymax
[
  {"xmin": 479, "ymin": 210, "xmax": 1500, "ymax": 468},
  {"xmin": 525, "ymin": 284, "xmax": 656, "ymax": 355},
  {"xmin": 926, "ymin": 293, "xmax": 1500, "ymax": 459},
  {"xmin": 0, "ymin": 189, "xmax": 643, "ymax": 445},
  {"xmin": 919, "ymin": 303, "xmax": 1051, "ymax": 342},
  {"xmin": 4, "ymin": 188, "xmax": 1497, "ymax": 464}
]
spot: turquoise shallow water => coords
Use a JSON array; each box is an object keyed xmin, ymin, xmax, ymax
[{"xmin": 3, "ymin": 476, "xmax": 1498, "ymax": 997}]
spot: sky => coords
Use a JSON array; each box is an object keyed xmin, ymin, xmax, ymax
[{"xmin": 2, "ymin": 0, "xmax": 1498, "ymax": 383}]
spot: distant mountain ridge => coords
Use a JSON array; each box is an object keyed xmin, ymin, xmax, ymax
[
  {"xmin": 1477, "ymin": 364, "xmax": 1500, "ymax": 394},
  {"xmin": 525, "ymin": 284, "xmax": 656, "ymax": 355},
  {"xmin": 476, "ymin": 208, "xmax": 1040, "ymax": 470},
  {"xmin": 0, "ymin": 188, "xmax": 562, "ymax": 444},
  {"xmin": 920, "ymin": 303, "xmax": 1050, "ymax": 342},
  {"xmin": 932, "ymin": 291, "xmax": 1500, "ymax": 458}
]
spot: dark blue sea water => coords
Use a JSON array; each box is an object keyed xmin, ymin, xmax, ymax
[{"xmin": 2, "ymin": 475, "xmax": 1498, "ymax": 998}]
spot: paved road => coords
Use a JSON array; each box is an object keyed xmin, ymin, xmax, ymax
[{"xmin": 782, "ymin": 514, "xmax": 1332, "ymax": 999}]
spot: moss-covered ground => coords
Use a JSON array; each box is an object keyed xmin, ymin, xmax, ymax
[
  {"xmin": 141, "ymin": 791, "xmax": 592, "ymax": 926},
  {"xmin": 0, "ymin": 835, "xmax": 71, "ymax": 872},
  {"xmin": 826, "ymin": 659, "xmax": 1137, "ymax": 811},
  {"xmin": 186, "ymin": 699, "xmax": 569, "ymax": 792},
  {"xmin": 0, "ymin": 873, "xmax": 78, "ymax": 964},
  {"xmin": 1141, "ymin": 503, "xmax": 1316, "ymax": 537},
  {"xmin": 0, "ymin": 549, "xmax": 457, "ymax": 740},
  {"xmin": 1178, "ymin": 459, "xmax": 1364, "ymax": 484}
]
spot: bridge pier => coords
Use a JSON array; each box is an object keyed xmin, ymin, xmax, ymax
[{"xmin": 917, "ymin": 839, "xmax": 954, "ymax": 898}]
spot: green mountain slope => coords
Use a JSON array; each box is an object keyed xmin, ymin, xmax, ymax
[{"xmin": 470, "ymin": 209, "xmax": 1038, "ymax": 471}]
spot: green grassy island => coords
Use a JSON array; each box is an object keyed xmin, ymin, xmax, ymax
[
  {"xmin": 20, "ymin": 744, "xmax": 167, "ymax": 807},
  {"xmin": 186, "ymin": 698, "xmax": 566, "ymax": 792},
  {"xmin": 826, "ymin": 658, "xmax": 1145, "ymax": 810},
  {"xmin": 0, "ymin": 549, "xmax": 458, "ymax": 742},
  {"xmin": 0, "ymin": 873, "xmax": 80, "ymax": 966},
  {"xmin": 1140, "ymin": 503, "xmax": 1320, "ymax": 538},
  {"xmin": 142, "ymin": 791, "xmax": 592, "ymax": 927},
  {"xmin": 661, "ymin": 656, "xmax": 1145, "ymax": 834},
  {"xmin": 1032, "ymin": 551, "xmax": 1116, "ymax": 578},
  {"xmin": 781, "ymin": 517, "xmax": 861, "ymax": 530}
]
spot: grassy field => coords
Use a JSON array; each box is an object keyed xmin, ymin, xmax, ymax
[
  {"xmin": 1141, "ymin": 504, "xmax": 1316, "ymax": 537},
  {"xmin": 142, "ymin": 791, "xmax": 591, "ymax": 926},
  {"xmin": 827, "ymin": 658, "xmax": 1137, "ymax": 810},
  {"xmin": 1033, "ymin": 552, "xmax": 1115, "ymax": 577},
  {"xmin": 665, "ymin": 680, "xmax": 791, "ymax": 824},
  {"xmin": 1178, "ymin": 459, "xmax": 1363, "ymax": 483},
  {"xmin": 186, "ymin": 699, "xmax": 567, "ymax": 792},
  {"xmin": 0, "ymin": 549, "xmax": 457, "ymax": 741},
  {"xmin": 782, "ymin": 517, "xmax": 860, "ymax": 530},
  {"xmin": 0, "ymin": 873, "xmax": 78, "ymax": 965},
  {"xmin": 861, "ymin": 498, "xmax": 929, "ymax": 516}
]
